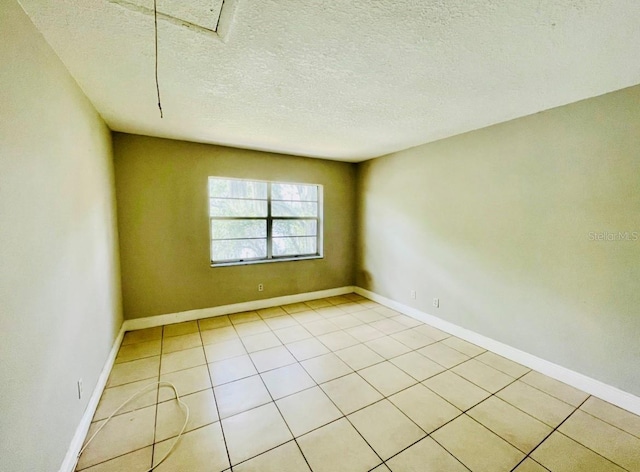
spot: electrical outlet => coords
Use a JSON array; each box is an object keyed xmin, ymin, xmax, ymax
[
  {"xmin": 410, "ymin": 290, "xmax": 416, "ymax": 300},
  {"xmin": 433, "ymin": 298, "xmax": 439, "ymax": 308},
  {"xmin": 77, "ymin": 379, "xmax": 83, "ymax": 400},
  {"xmin": 258, "ymin": 283, "xmax": 264, "ymax": 292}
]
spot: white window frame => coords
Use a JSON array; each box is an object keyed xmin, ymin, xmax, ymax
[{"xmin": 208, "ymin": 177, "xmax": 323, "ymax": 266}]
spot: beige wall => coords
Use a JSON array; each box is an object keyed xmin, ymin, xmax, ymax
[
  {"xmin": 114, "ymin": 134, "xmax": 356, "ymax": 319},
  {"xmin": 0, "ymin": 2, "xmax": 122, "ymax": 471},
  {"xmin": 357, "ymin": 85, "xmax": 640, "ymax": 396}
]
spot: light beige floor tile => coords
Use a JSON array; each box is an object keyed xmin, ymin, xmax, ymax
[
  {"xmin": 390, "ymin": 351, "xmax": 445, "ymax": 381},
  {"xmin": 204, "ymin": 338, "xmax": 247, "ymax": 362},
  {"xmin": 208, "ymin": 354, "xmax": 257, "ymax": 387},
  {"xmin": 116, "ymin": 340, "xmax": 161, "ymax": 363},
  {"xmin": 343, "ymin": 293, "xmax": 366, "ymax": 302},
  {"xmin": 200, "ymin": 326, "xmax": 238, "ymax": 345},
  {"xmin": 273, "ymin": 324, "xmax": 312, "ymax": 344},
  {"xmin": 257, "ymin": 306, "xmax": 287, "ymax": 319},
  {"xmin": 581, "ymin": 396, "xmax": 640, "ymax": 438},
  {"xmin": 241, "ymin": 331, "xmax": 282, "ymax": 353},
  {"xmin": 261, "ymin": 363, "xmax": 316, "ymax": 399},
  {"xmin": 301, "ymin": 352, "xmax": 353, "ymax": 383},
  {"xmin": 315, "ymin": 306, "xmax": 346, "ymax": 318},
  {"xmin": 233, "ymin": 441, "xmax": 311, "ymax": 472},
  {"xmin": 411, "ymin": 324, "xmax": 450, "ymax": 341},
  {"xmin": 282, "ymin": 302, "xmax": 311, "ymax": 314},
  {"xmin": 365, "ymin": 336, "xmax": 412, "ymax": 359},
  {"xmin": 286, "ymin": 337, "xmax": 331, "ymax": 361},
  {"xmin": 391, "ymin": 314, "xmax": 423, "ymax": 328},
  {"xmin": 335, "ymin": 344, "xmax": 384, "ymax": 370},
  {"xmin": 352, "ymin": 310, "xmax": 386, "ymax": 323},
  {"xmin": 496, "ymin": 381, "xmax": 575, "ymax": 427},
  {"xmin": 452, "ymin": 358, "xmax": 515, "ymax": 392},
  {"xmin": 250, "ymin": 346, "xmax": 297, "ymax": 372},
  {"xmin": 386, "ymin": 437, "xmax": 468, "ymax": 472},
  {"xmin": 297, "ymin": 418, "xmax": 380, "ymax": 472},
  {"xmin": 391, "ymin": 329, "xmax": 436, "ymax": 350},
  {"xmin": 155, "ymin": 389, "xmax": 218, "ymax": 441},
  {"xmin": 79, "ymin": 446, "xmax": 152, "ymax": 472},
  {"xmin": 163, "ymin": 321, "xmax": 199, "ymax": 338},
  {"xmin": 433, "ymin": 414, "xmax": 524, "ymax": 472},
  {"xmin": 106, "ymin": 356, "xmax": 159, "ymax": 388},
  {"xmin": 417, "ymin": 342, "xmax": 469, "ymax": 368},
  {"xmin": 292, "ymin": 310, "xmax": 324, "ymax": 323},
  {"xmin": 153, "ymin": 422, "xmax": 229, "ymax": 472},
  {"xmin": 229, "ymin": 311, "xmax": 261, "ymax": 324},
  {"xmin": 198, "ymin": 315, "xmax": 231, "ymax": 331},
  {"xmin": 235, "ymin": 320, "xmax": 270, "ymax": 337},
  {"xmin": 359, "ymin": 361, "xmax": 417, "ymax": 396},
  {"xmin": 349, "ymin": 399, "xmax": 425, "ymax": 460},
  {"xmin": 326, "ymin": 295, "xmax": 351, "ymax": 305},
  {"xmin": 512, "ymin": 458, "xmax": 549, "ymax": 472},
  {"xmin": 78, "ymin": 405, "xmax": 156, "ymax": 469},
  {"xmin": 369, "ymin": 319, "xmax": 407, "ymax": 335},
  {"xmin": 441, "ymin": 336, "xmax": 486, "ymax": 356},
  {"xmin": 93, "ymin": 379, "xmax": 158, "ymax": 421},
  {"xmin": 521, "ymin": 371, "xmax": 589, "ymax": 407},
  {"xmin": 277, "ymin": 386, "xmax": 342, "ymax": 436},
  {"xmin": 122, "ymin": 327, "xmax": 162, "ymax": 346},
  {"xmin": 331, "ymin": 314, "xmax": 363, "ymax": 329},
  {"xmin": 264, "ymin": 314, "xmax": 298, "ymax": 330},
  {"xmin": 304, "ymin": 319, "xmax": 341, "ymax": 336},
  {"xmin": 559, "ymin": 409, "xmax": 640, "ymax": 471},
  {"xmin": 305, "ymin": 298, "xmax": 333, "ymax": 309},
  {"xmin": 214, "ymin": 374, "xmax": 271, "ymax": 418},
  {"xmin": 532, "ymin": 432, "xmax": 626, "ymax": 472},
  {"xmin": 317, "ymin": 330, "xmax": 360, "ymax": 351},
  {"xmin": 321, "ymin": 373, "xmax": 384, "ymax": 415},
  {"xmin": 346, "ymin": 324, "xmax": 385, "ymax": 342},
  {"xmin": 160, "ymin": 347, "xmax": 206, "ymax": 374},
  {"xmin": 338, "ymin": 302, "xmax": 369, "ymax": 313},
  {"xmin": 389, "ymin": 384, "xmax": 461, "ymax": 433},
  {"xmin": 358, "ymin": 301, "xmax": 381, "ymax": 308},
  {"xmin": 423, "ymin": 371, "xmax": 490, "ymax": 410},
  {"xmin": 161, "ymin": 332, "xmax": 202, "ymax": 354},
  {"xmin": 513, "ymin": 457, "xmax": 548, "ymax": 472},
  {"xmin": 159, "ymin": 364, "xmax": 212, "ymax": 401},
  {"xmin": 223, "ymin": 403, "xmax": 293, "ymax": 465},
  {"xmin": 475, "ymin": 351, "xmax": 530, "ymax": 377},
  {"xmin": 372, "ymin": 306, "xmax": 400, "ymax": 317},
  {"xmin": 468, "ymin": 396, "xmax": 552, "ymax": 453}
]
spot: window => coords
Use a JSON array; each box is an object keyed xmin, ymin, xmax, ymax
[{"xmin": 208, "ymin": 177, "xmax": 323, "ymax": 265}]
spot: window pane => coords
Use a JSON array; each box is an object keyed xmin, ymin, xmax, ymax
[
  {"xmin": 210, "ymin": 198, "xmax": 267, "ymax": 217},
  {"xmin": 209, "ymin": 178, "xmax": 267, "ymax": 199},
  {"xmin": 273, "ymin": 237, "xmax": 317, "ymax": 256},
  {"xmin": 211, "ymin": 239, "xmax": 267, "ymax": 262},
  {"xmin": 273, "ymin": 219, "xmax": 317, "ymax": 237},
  {"xmin": 271, "ymin": 201, "xmax": 318, "ymax": 217},
  {"xmin": 271, "ymin": 183, "xmax": 318, "ymax": 201},
  {"xmin": 211, "ymin": 220, "xmax": 266, "ymax": 240}
]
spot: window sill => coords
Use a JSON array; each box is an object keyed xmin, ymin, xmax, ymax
[{"xmin": 211, "ymin": 255, "xmax": 323, "ymax": 267}]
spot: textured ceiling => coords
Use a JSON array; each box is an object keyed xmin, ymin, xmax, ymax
[{"xmin": 18, "ymin": 0, "xmax": 640, "ymax": 162}]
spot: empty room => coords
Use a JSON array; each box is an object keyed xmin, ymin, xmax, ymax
[{"xmin": 2, "ymin": 1, "xmax": 640, "ymax": 471}]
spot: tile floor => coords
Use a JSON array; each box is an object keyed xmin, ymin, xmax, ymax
[{"xmin": 76, "ymin": 293, "xmax": 640, "ymax": 471}]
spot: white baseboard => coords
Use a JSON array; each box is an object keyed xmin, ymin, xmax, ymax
[
  {"xmin": 355, "ymin": 287, "xmax": 640, "ymax": 417},
  {"xmin": 58, "ymin": 324, "xmax": 126, "ymax": 472},
  {"xmin": 123, "ymin": 286, "xmax": 357, "ymax": 331}
]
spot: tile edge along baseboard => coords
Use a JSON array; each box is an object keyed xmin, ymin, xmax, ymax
[
  {"xmin": 61, "ymin": 284, "xmax": 640, "ymax": 471},
  {"xmin": 353, "ymin": 287, "xmax": 640, "ymax": 417},
  {"xmin": 59, "ymin": 324, "xmax": 126, "ymax": 472}
]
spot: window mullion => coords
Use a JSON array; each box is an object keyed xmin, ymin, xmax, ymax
[{"xmin": 266, "ymin": 182, "xmax": 273, "ymax": 259}]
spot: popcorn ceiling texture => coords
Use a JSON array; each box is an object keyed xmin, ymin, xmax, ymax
[{"xmin": 18, "ymin": 0, "xmax": 640, "ymax": 161}]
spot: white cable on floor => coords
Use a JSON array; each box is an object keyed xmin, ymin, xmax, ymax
[{"xmin": 77, "ymin": 381, "xmax": 190, "ymax": 471}]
